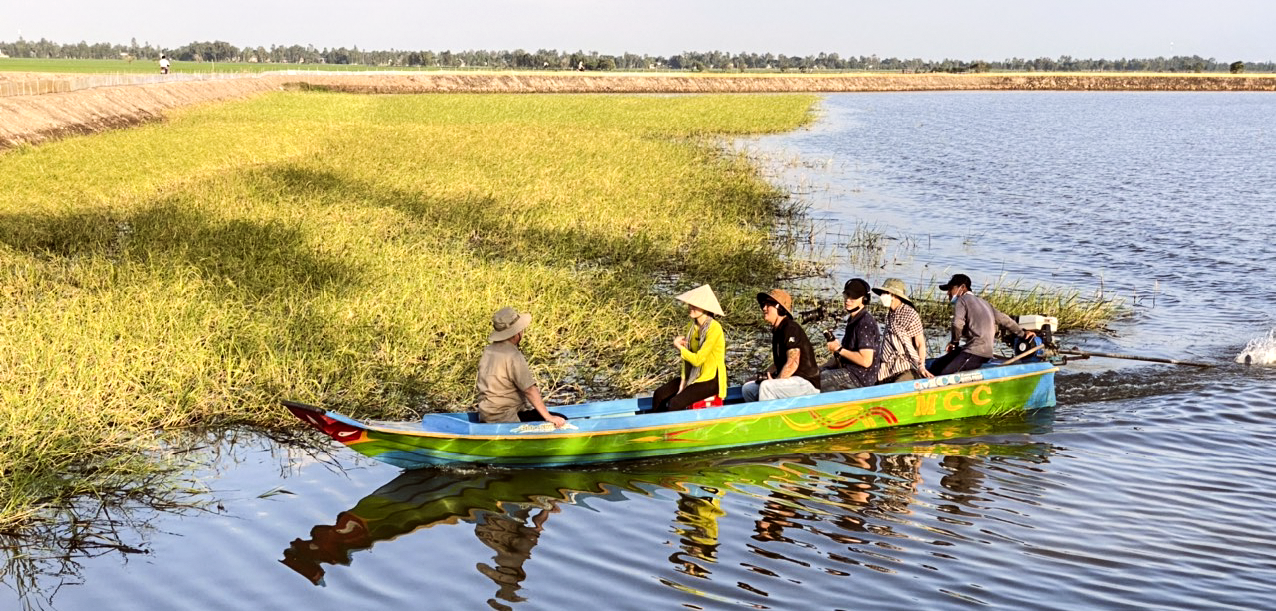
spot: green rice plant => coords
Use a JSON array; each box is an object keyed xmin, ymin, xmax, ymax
[{"xmin": 0, "ymin": 92, "xmax": 818, "ymax": 526}]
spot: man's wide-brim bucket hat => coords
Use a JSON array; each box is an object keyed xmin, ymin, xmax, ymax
[
  {"xmin": 872, "ymin": 278, "xmax": 915, "ymax": 309},
  {"xmin": 489, "ymin": 307, "xmax": 531, "ymax": 342},
  {"xmin": 756, "ymin": 289, "xmax": 794, "ymax": 318}
]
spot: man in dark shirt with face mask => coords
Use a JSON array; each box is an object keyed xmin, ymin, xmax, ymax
[{"xmin": 820, "ymin": 278, "xmax": 880, "ymax": 391}]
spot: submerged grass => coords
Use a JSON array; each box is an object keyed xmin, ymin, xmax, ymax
[{"xmin": 0, "ymin": 92, "xmax": 818, "ymax": 527}]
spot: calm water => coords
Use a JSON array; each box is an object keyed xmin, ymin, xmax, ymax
[{"xmin": 8, "ymin": 92, "xmax": 1276, "ymax": 611}]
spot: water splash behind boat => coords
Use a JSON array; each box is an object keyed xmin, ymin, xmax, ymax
[{"xmin": 1236, "ymin": 327, "xmax": 1276, "ymax": 365}]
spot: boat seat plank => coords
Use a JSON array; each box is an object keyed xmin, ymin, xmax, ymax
[{"xmin": 419, "ymin": 413, "xmax": 474, "ymax": 435}]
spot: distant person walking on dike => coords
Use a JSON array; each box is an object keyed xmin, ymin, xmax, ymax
[{"xmin": 159, "ymin": 54, "xmax": 170, "ymax": 75}]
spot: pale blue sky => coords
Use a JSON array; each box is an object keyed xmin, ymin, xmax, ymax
[{"xmin": 3, "ymin": 0, "xmax": 1273, "ymax": 61}]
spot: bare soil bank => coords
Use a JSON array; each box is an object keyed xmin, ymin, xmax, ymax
[
  {"xmin": 291, "ymin": 72, "xmax": 1276, "ymax": 94},
  {"xmin": 0, "ymin": 77, "xmax": 278, "ymax": 148},
  {"xmin": 3, "ymin": 72, "xmax": 1274, "ymax": 149}
]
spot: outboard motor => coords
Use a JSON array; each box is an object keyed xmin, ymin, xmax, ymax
[{"xmin": 1006, "ymin": 315, "xmax": 1057, "ymax": 361}]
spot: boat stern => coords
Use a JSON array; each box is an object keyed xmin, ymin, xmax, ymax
[{"xmin": 283, "ymin": 400, "xmax": 368, "ymax": 446}]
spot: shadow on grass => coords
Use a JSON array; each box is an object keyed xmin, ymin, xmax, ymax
[
  {"xmin": 232, "ymin": 162, "xmax": 785, "ymax": 401},
  {"xmin": 244, "ymin": 163, "xmax": 782, "ymax": 286},
  {"xmin": 0, "ymin": 198, "xmax": 363, "ymax": 302},
  {"xmin": 0, "ymin": 161, "xmax": 781, "ymax": 402}
]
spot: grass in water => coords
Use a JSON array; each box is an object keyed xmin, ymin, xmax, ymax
[
  {"xmin": 908, "ymin": 280, "xmax": 1125, "ymax": 333},
  {"xmin": 0, "ymin": 92, "xmax": 818, "ymax": 527}
]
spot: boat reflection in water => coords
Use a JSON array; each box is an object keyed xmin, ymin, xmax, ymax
[{"xmin": 281, "ymin": 411, "xmax": 1054, "ymax": 603}]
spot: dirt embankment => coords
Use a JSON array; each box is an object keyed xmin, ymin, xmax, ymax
[
  {"xmin": 291, "ymin": 72, "xmax": 1276, "ymax": 94},
  {"xmin": 3, "ymin": 72, "xmax": 1274, "ymax": 149},
  {"xmin": 0, "ymin": 77, "xmax": 279, "ymax": 148}
]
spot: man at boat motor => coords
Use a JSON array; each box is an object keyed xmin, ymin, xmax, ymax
[
  {"xmin": 873, "ymin": 278, "xmax": 934, "ymax": 383},
  {"xmin": 476, "ymin": 307, "xmax": 568, "ymax": 427},
  {"xmin": 742, "ymin": 289, "xmax": 821, "ymax": 402},
  {"xmin": 650, "ymin": 284, "xmax": 729, "ymax": 412},
  {"xmin": 818, "ymin": 278, "xmax": 880, "ymax": 391},
  {"xmin": 927, "ymin": 274, "xmax": 1036, "ymax": 376}
]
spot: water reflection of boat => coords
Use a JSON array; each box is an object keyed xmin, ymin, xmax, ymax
[
  {"xmin": 280, "ymin": 413, "xmax": 1054, "ymax": 588},
  {"xmin": 284, "ymin": 362, "xmax": 1056, "ymax": 468},
  {"xmin": 280, "ymin": 463, "xmax": 772, "ymax": 587}
]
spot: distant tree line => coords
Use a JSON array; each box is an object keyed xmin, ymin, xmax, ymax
[{"xmin": 1, "ymin": 37, "xmax": 1271, "ymax": 74}]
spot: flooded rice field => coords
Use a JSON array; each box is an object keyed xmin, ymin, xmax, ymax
[{"xmin": 6, "ymin": 92, "xmax": 1276, "ymax": 610}]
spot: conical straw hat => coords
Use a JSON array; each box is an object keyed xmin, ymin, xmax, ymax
[{"xmin": 675, "ymin": 284, "xmax": 724, "ymax": 317}]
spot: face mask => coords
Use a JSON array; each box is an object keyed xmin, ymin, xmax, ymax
[
  {"xmin": 949, "ymin": 293, "xmax": 959, "ymax": 305},
  {"xmin": 879, "ymin": 294, "xmax": 892, "ymax": 308}
]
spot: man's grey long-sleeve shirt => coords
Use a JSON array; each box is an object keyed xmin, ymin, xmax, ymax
[{"xmin": 951, "ymin": 292, "xmax": 1023, "ymax": 358}]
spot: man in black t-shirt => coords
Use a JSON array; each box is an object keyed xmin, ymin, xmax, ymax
[
  {"xmin": 820, "ymin": 278, "xmax": 880, "ymax": 391},
  {"xmin": 742, "ymin": 289, "xmax": 821, "ymax": 402}
]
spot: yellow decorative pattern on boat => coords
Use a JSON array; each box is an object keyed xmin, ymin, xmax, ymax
[{"xmin": 781, "ymin": 405, "xmax": 899, "ymax": 432}]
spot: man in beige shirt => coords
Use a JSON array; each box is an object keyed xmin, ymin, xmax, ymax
[{"xmin": 476, "ymin": 307, "xmax": 567, "ymax": 427}]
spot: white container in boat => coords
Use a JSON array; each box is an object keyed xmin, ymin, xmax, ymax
[{"xmin": 1017, "ymin": 314, "xmax": 1058, "ymax": 331}]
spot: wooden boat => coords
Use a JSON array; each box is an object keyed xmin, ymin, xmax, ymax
[{"xmin": 284, "ymin": 360, "xmax": 1057, "ymax": 468}]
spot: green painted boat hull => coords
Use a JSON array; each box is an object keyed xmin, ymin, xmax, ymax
[{"xmin": 284, "ymin": 362, "xmax": 1056, "ymax": 468}]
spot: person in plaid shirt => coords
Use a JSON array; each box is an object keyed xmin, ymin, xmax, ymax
[{"xmin": 873, "ymin": 278, "xmax": 933, "ymax": 383}]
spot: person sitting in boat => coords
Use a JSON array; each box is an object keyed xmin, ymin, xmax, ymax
[
  {"xmin": 742, "ymin": 289, "xmax": 821, "ymax": 402},
  {"xmin": 927, "ymin": 274, "xmax": 1036, "ymax": 376},
  {"xmin": 651, "ymin": 285, "xmax": 728, "ymax": 412},
  {"xmin": 476, "ymin": 307, "xmax": 568, "ymax": 427},
  {"xmin": 873, "ymin": 278, "xmax": 934, "ymax": 383},
  {"xmin": 818, "ymin": 278, "xmax": 880, "ymax": 391}
]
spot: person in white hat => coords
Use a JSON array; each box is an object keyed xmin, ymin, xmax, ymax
[
  {"xmin": 475, "ymin": 307, "xmax": 567, "ymax": 427},
  {"xmin": 650, "ymin": 285, "xmax": 728, "ymax": 412}
]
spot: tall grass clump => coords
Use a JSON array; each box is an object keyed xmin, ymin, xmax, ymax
[
  {"xmin": 0, "ymin": 92, "xmax": 818, "ymax": 526},
  {"xmin": 907, "ymin": 280, "xmax": 1125, "ymax": 333}
]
